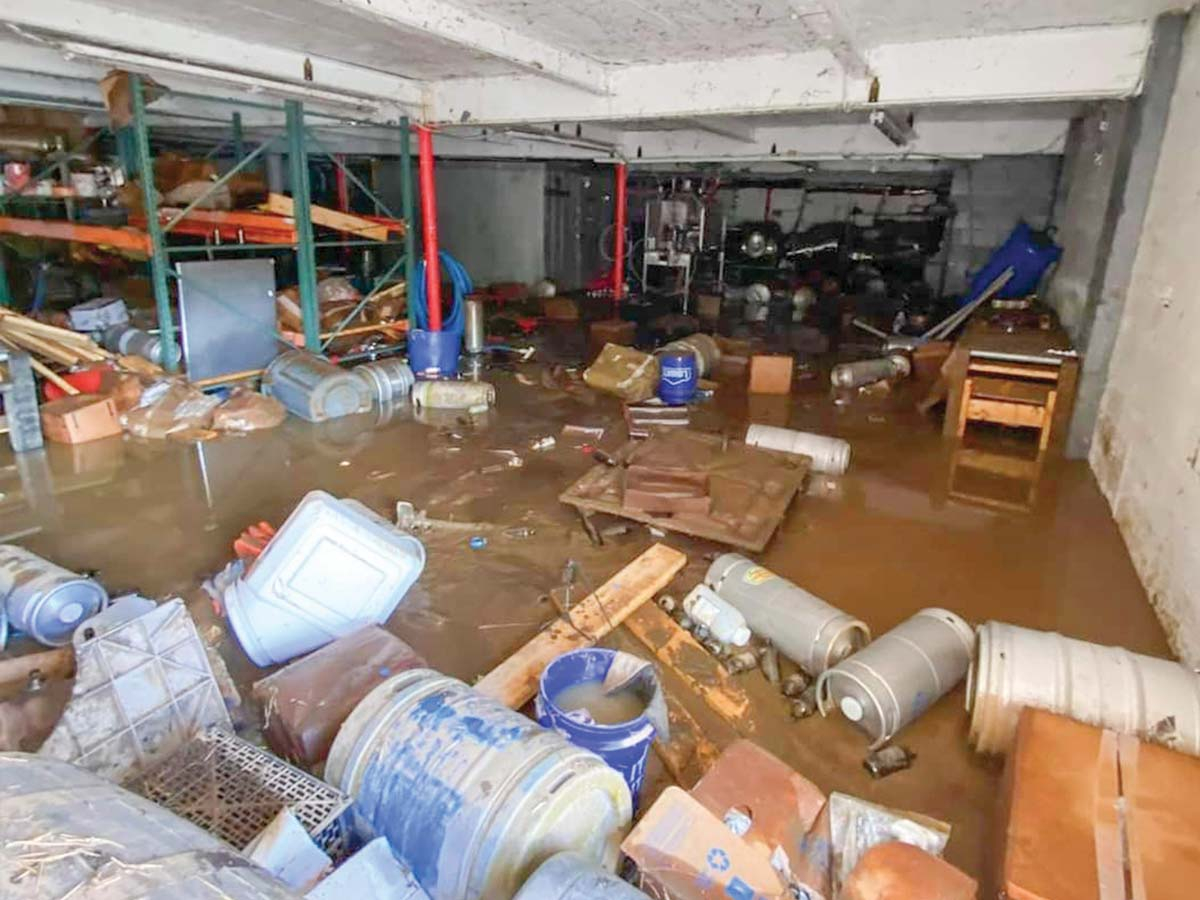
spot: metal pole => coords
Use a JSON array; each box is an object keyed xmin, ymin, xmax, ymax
[
  {"xmin": 131, "ymin": 74, "xmax": 178, "ymax": 372},
  {"xmin": 286, "ymin": 100, "xmax": 321, "ymax": 352},
  {"xmin": 416, "ymin": 125, "xmax": 442, "ymax": 331},
  {"xmin": 232, "ymin": 111, "xmax": 245, "ymax": 162},
  {"xmin": 399, "ymin": 117, "xmax": 417, "ymax": 330},
  {"xmin": 0, "ymin": 248, "xmax": 12, "ymax": 308},
  {"xmin": 612, "ymin": 162, "xmax": 627, "ymax": 304}
]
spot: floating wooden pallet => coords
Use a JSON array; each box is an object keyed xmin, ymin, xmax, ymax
[{"xmin": 560, "ymin": 429, "xmax": 807, "ymax": 552}]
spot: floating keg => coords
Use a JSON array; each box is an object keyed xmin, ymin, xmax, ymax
[
  {"xmin": 968, "ymin": 620, "xmax": 1200, "ymax": 756},
  {"xmin": 411, "ymin": 380, "xmax": 496, "ymax": 410},
  {"xmin": 703, "ymin": 554, "xmax": 869, "ymax": 674},
  {"xmin": 353, "ymin": 358, "xmax": 415, "ymax": 407},
  {"xmin": 744, "ymin": 424, "xmax": 851, "ymax": 475},
  {"xmin": 263, "ymin": 350, "xmax": 373, "ymax": 422},
  {"xmin": 0, "ymin": 753, "xmax": 298, "ymax": 899},
  {"xmin": 830, "ymin": 355, "xmax": 911, "ymax": 389},
  {"xmin": 102, "ymin": 323, "xmax": 181, "ymax": 366},
  {"xmin": 0, "ymin": 545, "xmax": 108, "ymax": 646},
  {"xmin": 514, "ymin": 852, "xmax": 650, "ymax": 900},
  {"xmin": 327, "ymin": 669, "xmax": 632, "ymax": 900},
  {"xmin": 816, "ymin": 608, "xmax": 974, "ymax": 748}
]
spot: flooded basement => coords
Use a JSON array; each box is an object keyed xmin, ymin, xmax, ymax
[{"xmin": 0, "ymin": 356, "xmax": 1167, "ymax": 893}]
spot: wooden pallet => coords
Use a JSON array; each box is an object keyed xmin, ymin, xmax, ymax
[{"xmin": 560, "ymin": 430, "xmax": 808, "ymax": 552}]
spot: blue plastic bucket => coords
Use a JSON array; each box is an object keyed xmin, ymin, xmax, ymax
[
  {"xmin": 536, "ymin": 648, "xmax": 658, "ymax": 805},
  {"xmin": 657, "ymin": 351, "xmax": 697, "ymax": 405},
  {"xmin": 408, "ymin": 328, "xmax": 462, "ymax": 379}
]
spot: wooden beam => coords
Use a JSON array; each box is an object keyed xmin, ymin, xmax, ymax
[
  {"xmin": 0, "ymin": 216, "xmax": 151, "ymax": 254},
  {"xmin": 476, "ymin": 543, "xmax": 687, "ymax": 709},
  {"xmin": 263, "ymin": 193, "xmax": 398, "ymax": 241},
  {"xmin": 624, "ymin": 604, "xmax": 756, "ymax": 733}
]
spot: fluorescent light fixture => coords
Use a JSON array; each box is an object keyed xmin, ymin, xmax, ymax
[
  {"xmin": 56, "ymin": 40, "xmax": 381, "ymax": 112},
  {"xmin": 869, "ymin": 109, "xmax": 915, "ymax": 147}
]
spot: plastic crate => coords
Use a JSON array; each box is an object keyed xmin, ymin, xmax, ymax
[{"xmin": 134, "ymin": 727, "xmax": 352, "ymax": 859}]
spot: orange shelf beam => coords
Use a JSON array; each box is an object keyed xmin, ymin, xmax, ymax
[{"xmin": 0, "ymin": 216, "xmax": 152, "ymax": 254}]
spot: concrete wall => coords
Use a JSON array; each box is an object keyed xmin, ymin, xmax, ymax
[
  {"xmin": 434, "ymin": 160, "xmax": 547, "ymax": 285},
  {"xmin": 941, "ymin": 156, "xmax": 1062, "ymax": 297},
  {"xmin": 1092, "ymin": 12, "xmax": 1200, "ymax": 664},
  {"xmin": 1046, "ymin": 104, "xmax": 1133, "ymax": 342}
]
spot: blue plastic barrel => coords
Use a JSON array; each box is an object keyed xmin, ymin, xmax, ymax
[
  {"xmin": 408, "ymin": 328, "xmax": 463, "ymax": 379},
  {"xmin": 962, "ymin": 221, "xmax": 1061, "ymax": 306},
  {"xmin": 656, "ymin": 351, "xmax": 698, "ymax": 405},
  {"xmin": 536, "ymin": 648, "xmax": 658, "ymax": 805}
]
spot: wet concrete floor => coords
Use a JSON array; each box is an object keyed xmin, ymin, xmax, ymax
[{"xmin": 0, "ymin": 352, "xmax": 1168, "ymax": 891}]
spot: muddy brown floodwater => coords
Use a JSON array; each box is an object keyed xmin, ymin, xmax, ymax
[{"xmin": 0, "ymin": 352, "xmax": 1167, "ymax": 894}]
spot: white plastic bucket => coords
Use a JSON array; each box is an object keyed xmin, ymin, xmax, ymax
[
  {"xmin": 968, "ymin": 621, "xmax": 1200, "ymax": 756},
  {"xmin": 225, "ymin": 491, "xmax": 426, "ymax": 666},
  {"xmin": 744, "ymin": 425, "xmax": 851, "ymax": 475},
  {"xmin": 704, "ymin": 554, "xmax": 869, "ymax": 674},
  {"xmin": 817, "ymin": 608, "xmax": 974, "ymax": 748}
]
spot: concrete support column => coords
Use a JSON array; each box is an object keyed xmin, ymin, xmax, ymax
[{"xmin": 1048, "ymin": 14, "xmax": 1186, "ymax": 458}]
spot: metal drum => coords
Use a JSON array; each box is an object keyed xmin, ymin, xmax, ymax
[
  {"xmin": 263, "ymin": 350, "xmax": 372, "ymax": 422},
  {"xmin": 0, "ymin": 545, "xmax": 108, "ymax": 646},
  {"xmin": 816, "ymin": 608, "xmax": 974, "ymax": 748},
  {"xmin": 704, "ymin": 554, "xmax": 869, "ymax": 675},
  {"xmin": 969, "ymin": 620, "xmax": 1200, "ymax": 756},
  {"xmin": 102, "ymin": 322, "xmax": 181, "ymax": 366},
  {"xmin": 0, "ymin": 753, "xmax": 299, "ymax": 899},
  {"xmin": 327, "ymin": 669, "xmax": 632, "ymax": 900},
  {"xmin": 744, "ymin": 425, "xmax": 851, "ymax": 475},
  {"xmin": 353, "ymin": 358, "xmax": 416, "ymax": 407},
  {"xmin": 514, "ymin": 852, "xmax": 649, "ymax": 900}
]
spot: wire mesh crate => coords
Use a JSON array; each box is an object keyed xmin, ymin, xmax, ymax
[{"xmin": 132, "ymin": 727, "xmax": 352, "ymax": 858}]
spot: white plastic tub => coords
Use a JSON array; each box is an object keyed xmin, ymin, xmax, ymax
[{"xmin": 225, "ymin": 491, "xmax": 426, "ymax": 666}]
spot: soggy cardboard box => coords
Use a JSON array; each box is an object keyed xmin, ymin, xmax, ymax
[
  {"xmin": 584, "ymin": 343, "xmax": 660, "ymax": 403},
  {"xmin": 623, "ymin": 786, "xmax": 788, "ymax": 899},
  {"xmin": 1001, "ymin": 708, "xmax": 1200, "ymax": 900},
  {"xmin": 841, "ymin": 842, "xmax": 976, "ymax": 900},
  {"xmin": 748, "ymin": 355, "xmax": 794, "ymax": 394},
  {"xmin": 40, "ymin": 394, "xmax": 122, "ymax": 444}
]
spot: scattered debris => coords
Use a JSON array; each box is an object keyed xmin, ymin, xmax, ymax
[
  {"xmin": 782, "ymin": 671, "xmax": 812, "ymax": 698},
  {"xmin": 863, "ymin": 745, "xmax": 917, "ymax": 779},
  {"xmin": 469, "ymin": 535, "xmax": 488, "ymax": 550},
  {"xmin": 790, "ymin": 686, "xmax": 820, "ymax": 720}
]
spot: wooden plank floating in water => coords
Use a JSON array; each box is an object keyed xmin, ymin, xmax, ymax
[{"xmin": 476, "ymin": 542, "xmax": 688, "ymax": 709}]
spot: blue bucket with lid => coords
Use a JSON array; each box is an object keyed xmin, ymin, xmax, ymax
[
  {"xmin": 536, "ymin": 647, "xmax": 658, "ymax": 806},
  {"xmin": 408, "ymin": 328, "xmax": 462, "ymax": 379},
  {"xmin": 657, "ymin": 351, "xmax": 697, "ymax": 405}
]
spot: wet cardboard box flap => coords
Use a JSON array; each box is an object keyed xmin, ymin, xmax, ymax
[{"xmin": 1001, "ymin": 707, "xmax": 1200, "ymax": 900}]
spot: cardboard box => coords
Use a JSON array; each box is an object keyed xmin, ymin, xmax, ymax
[
  {"xmin": 1001, "ymin": 708, "xmax": 1200, "ymax": 900},
  {"xmin": 622, "ymin": 786, "xmax": 789, "ymax": 899},
  {"xmin": 40, "ymin": 395, "xmax": 122, "ymax": 444},
  {"xmin": 841, "ymin": 842, "xmax": 976, "ymax": 900},
  {"xmin": 749, "ymin": 355, "xmax": 794, "ymax": 394}
]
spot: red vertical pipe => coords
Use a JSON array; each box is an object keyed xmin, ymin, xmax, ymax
[
  {"xmin": 612, "ymin": 162, "xmax": 627, "ymax": 303},
  {"xmin": 334, "ymin": 155, "xmax": 350, "ymax": 265},
  {"xmin": 417, "ymin": 125, "xmax": 442, "ymax": 331}
]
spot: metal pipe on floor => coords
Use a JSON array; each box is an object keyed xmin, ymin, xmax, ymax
[
  {"xmin": 417, "ymin": 125, "xmax": 442, "ymax": 331},
  {"xmin": 612, "ymin": 162, "xmax": 627, "ymax": 303}
]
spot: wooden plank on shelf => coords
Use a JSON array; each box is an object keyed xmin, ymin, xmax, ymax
[
  {"xmin": 476, "ymin": 543, "xmax": 687, "ymax": 709},
  {"xmin": 0, "ymin": 216, "xmax": 151, "ymax": 253},
  {"xmin": 624, "ymin": 603, "xmax": 756, "ymax": 733},
  {"xmin": 263, "ymin": 193, "xmax": 392, "ymax": 241}
]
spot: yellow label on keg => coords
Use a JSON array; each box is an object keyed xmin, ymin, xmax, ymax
[{"xmin": 742, "ymin": 566, "xmax": 776, "ymax": 585}]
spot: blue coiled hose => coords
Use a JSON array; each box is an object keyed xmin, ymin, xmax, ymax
[{"xmin": 410, "ymin": 250, "xmax": 472, "ymax": 333}]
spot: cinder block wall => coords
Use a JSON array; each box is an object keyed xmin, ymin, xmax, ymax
[
  {"xmin": 1092, "ymin": 13, "xmax": 1200, "ymax": 664},
  {"xmin": 940, "ymin": 156, "xmax": 1062, "ymax": 297}
]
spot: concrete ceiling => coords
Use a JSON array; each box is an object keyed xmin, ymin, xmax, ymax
[{"xmin": 0, "ymin": 0, "xmax": 1186, "ymax": 160}]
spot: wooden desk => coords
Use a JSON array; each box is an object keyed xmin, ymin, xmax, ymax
[{"xmin": 942, "ymin": 315, "xmax": 1080, "ymax": 455}]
